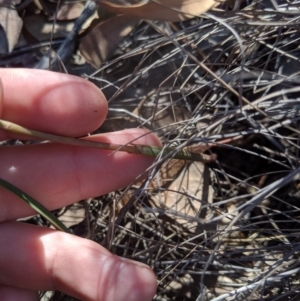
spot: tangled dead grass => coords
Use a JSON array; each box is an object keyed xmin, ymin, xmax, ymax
[{"xmin": 2, "ymin": 0, "xmax": 300, "ymax": 300}]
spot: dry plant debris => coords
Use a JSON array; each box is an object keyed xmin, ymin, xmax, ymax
[
  {"xmin": 99, "ymin": 0, "xmax": 223, "ymax": 21},
  {"xmin": 1, "ymin": 0, "xmax": 300, "ymax": 300}
]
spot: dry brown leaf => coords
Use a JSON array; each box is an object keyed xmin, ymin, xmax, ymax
[
  {"xmin": 101, "ymin": 0, "xmax": 149, "ymax": 8},
  {"xmin": 98, "ymin": 0, "xmax": 222, "ymax": 21},
  {"xmin": 79, "ymin": 15, "xmax": 139, "ymax": 68},
  {"xmin": 0, "ymin": 1, "xmax": 23, "ymax": 53},
  {"xmin": 0, "ymin": 0, "xmax": 21, "ymax": 5},
  {"xmin": 23, "ymin": 14, "xmax": 74, "ymax": 41},
  {"xmin": 151, "ymin": 161, "xmax": 212, "ymax": 210},
  {"xmin": 58, "ymin": 203, "xmax": 85, "ymax": 229},
  {"xmin": 55, "ymin": 2, "xmax": 86, "ymax": 21},
  {"xmin": 150, "ymin": 160, "xmax": 214, "ymax": 229},
  {"xmin": 33, "ymin": 0, "xmax": 56, "ymax": 15}
]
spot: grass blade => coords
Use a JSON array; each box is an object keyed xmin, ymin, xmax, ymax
[{"xmin": 0, "ymin": 178, "xmax": 71, "ymax": 233}]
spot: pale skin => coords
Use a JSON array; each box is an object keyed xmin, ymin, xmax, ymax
[{"xmin": 0, "ymin": 69, "xmax": 160, "ymax": 301}]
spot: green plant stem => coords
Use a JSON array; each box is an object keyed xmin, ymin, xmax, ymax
[
  {"xmin": 0, "ymin": 119, "xmax": 207, "ymax": 162},
  {"xmin": 0, "ymin": 178, "xmax": 71, "ymax": 233}
]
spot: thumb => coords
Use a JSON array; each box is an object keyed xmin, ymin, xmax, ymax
[{"xmin": 0, "ymin": 222, "xmax": 157, "ymax": 301}]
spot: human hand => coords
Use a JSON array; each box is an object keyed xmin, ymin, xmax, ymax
[{"xmin": 0, "ymin": 69, "xmax": 159, "ymax": 301}]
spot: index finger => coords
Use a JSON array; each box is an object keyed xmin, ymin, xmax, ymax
[{"xmin": 0, "ymin": 69, "xmax": 107, "ymax": 139}]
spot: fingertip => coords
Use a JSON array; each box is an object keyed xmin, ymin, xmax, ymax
[
  {"xmin": 0, "ymin": 223, "xmax": 157, "ymax": 301},
  {"xmin": 117, "ymin": 257, "xmax": 157, "ymax": 301},
  {"xmin": 139, "ymin": 129, "xmax": 162, "ymax": 148},
  {"xmin": 50, "ymin": 234, "xmax": 157, "ymax": 301},
  {"xmin": 0, "ymin": 69, "xmax": 108, "ymax": 137},
  {"xmin": 105, "ymin": 128, "xmax": 162, "ymax": 148}
]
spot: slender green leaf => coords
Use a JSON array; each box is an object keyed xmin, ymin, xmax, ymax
[{"xmin": 0, "ymin": 178, "xmax": 71, "ymax": 233}]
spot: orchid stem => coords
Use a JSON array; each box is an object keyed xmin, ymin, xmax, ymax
[{"xmin": 0, "ymin": 119, "xmax": 207, "ymax": 162}]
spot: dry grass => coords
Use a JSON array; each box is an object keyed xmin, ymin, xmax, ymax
[{"xmin": 2, "ymin": 0, "xmax": 300, "ymax": 300}]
